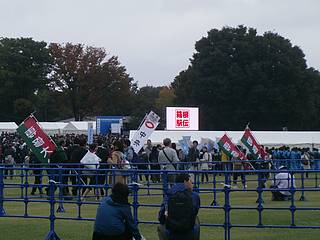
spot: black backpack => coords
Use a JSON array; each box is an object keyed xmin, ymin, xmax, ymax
[{"xmin": 166, "ymin": 190, "xmax": 195, "ymax": 233}]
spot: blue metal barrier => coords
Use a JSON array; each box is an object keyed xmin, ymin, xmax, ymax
[
  {"xmin": 0, "ymin": 167, "xmax": 6, "ymax": 216},
  {"xmin": 0, "ymin": 160, "xmax": 320, "ymax": 240}
]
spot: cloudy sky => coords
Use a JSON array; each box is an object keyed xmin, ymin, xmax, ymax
[{"xmin": 1, "ymin": 0, "xmax": 319, "ymax": 87}]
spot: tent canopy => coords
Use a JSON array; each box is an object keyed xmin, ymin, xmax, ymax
[
  {"xmin": 63, "ymin": 121, "xmax": 96, "ymax": 134},
  {"xmin": 0, "ymin": 122, "xmax": 18, "ymax": 133},
  {"xmin": 129, "ymin": 130, "xmax": 320, "ymax": 148},
  {"xmin": 39, "ymin": 122, "xmax": 68, "ymax": 135}
]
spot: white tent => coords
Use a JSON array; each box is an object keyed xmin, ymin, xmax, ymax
[
  {"xmin": 129, "ymin": 130, "xmax": 320, "ymax": 148},
  {"xmin": 0, "ymin": 122, "xmax": 18, "ymax": 133},
  {"xmin": 63, "ymin": 121, "xmax": 96, "ymax": 135},
  {"xmin": 39, "ymin": 122, "xmax": 68, "ymax": 136}
]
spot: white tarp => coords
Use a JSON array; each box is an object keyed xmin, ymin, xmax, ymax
[
  {"xmin": 129, "ymin": 130, "xmax": 320, "ymax": 148},
  {"xmin": 39, "ymin": 122, "xmax": 68, "ymax": 135},
  {"xmin": 0, "ymin": 122, "xmax": 18, "ymax": 133},
  {"xmin": 63, "ymin": 121, "xmax": 96, "ymax": 135}
]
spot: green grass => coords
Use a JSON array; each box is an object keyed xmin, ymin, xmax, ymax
[{"xmin": 1, "ymin": 173, "xmax": 320, "ymax": 239}]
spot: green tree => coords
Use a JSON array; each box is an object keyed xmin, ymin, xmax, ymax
[
  {"xmin": 49, "ymin": 43, "xmax": 136, "ymax": 120},
  {"xmin": 0, "ymin": 37, "xmax": 52, "ymax": 121},
  {"xmin": 127, "ymin": 86, "xmax": 161, "ymax": 129},
  {"xmin": 172, "ymin": 26, "xmax": 320, "ymax": 130},
  {"xmin": 155, "ymin": 86, "xmax": 176, "ymax": 128}
]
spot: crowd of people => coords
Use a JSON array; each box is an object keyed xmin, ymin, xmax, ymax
[
  {"xmin": 1, "ymin": 132, "xmax": 319, "ymax": 191},
  {"xmin": 1, "ymin": 132, "xmax": 318, "ymax": 240}
]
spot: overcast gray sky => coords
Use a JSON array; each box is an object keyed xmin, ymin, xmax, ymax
[{"xmin": 1, "ymin": 0, "xmax": 319, "ymax": 87}]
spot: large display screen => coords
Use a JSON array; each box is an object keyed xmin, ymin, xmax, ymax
[{"xmin": 166, "ymin": 107, "xmax": 199, "ymax": 130}]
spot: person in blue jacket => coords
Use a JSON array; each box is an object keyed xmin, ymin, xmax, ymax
[
  {"xmin": 157, "ymin": 173, "xmax": 201, "ymax": 240},
  {"xmin": 92, "ymin": 182, "xmax": 142, "ymax": 240}
]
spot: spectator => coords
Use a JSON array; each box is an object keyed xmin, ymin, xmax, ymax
[
  {"xmin": 270, "ymin": 166, "xmax": 296, "ymax": 201},
  {"xmin": 187, "ymin": 141, "xmax": 200, "ymax": 170},
  {"xmin": 4, "ymin": 143, "xmax": 15, "ymax": 179},
  {"xmin": 149, "ymin": 146, "xmax": 160, "ymax": 183},
  {"xmin": 144, "ymin": 139, "xmax": 153, "ymax": 158},
  {"xmin": 69, "ymin": 137, "xmax": 88, "ymax": 196},
  {"xmin": 96, "ymin": 141, "xmax": 110, "ymax": 197},
  {"xmin": 158, "ymin": 138, "xmax": 180, "ymax": 183},
  {"xmin": 199, "ymin": 146, "xmax": 210, "ymax": 183},
  {"xmin": 158, "ymin": 173, "xmax": 200, "ymax": 240},
  {"xmin": 301, "ymin": 148, "xmax": 311, "ymax": 178},
  {"xmin": 108, "ymin": 140, "xmax": 127, "ymax": 184},
  {"xmin": 92, "ymin": 183, "xmax": 143, "ymax": 240},
  {"xmin": 232, "ymin": 156, "xmax": 246, "ymax": 189},
  {"xmin": 123, "ymin": 140, "xmax": 134, "ymax": 163},
  {"xmin": 81, "ymin": 143, "xmax": 101, "ymax": 200},
  {"xmin": 29, "ymin": 151, "xmax": 44, "ymax": 196}
]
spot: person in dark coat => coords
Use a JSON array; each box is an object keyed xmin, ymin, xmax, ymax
[
  {"xmin": 158, "ymin": 174, "xmax": 200, "ymax": 240},
  {"xmin": 149, "ymin": 146, "xmax": 160, "ymax": 183},
  {"xmin": 46, "ymin": 140, "xmax": 69, "ymax": 196},
  {"xmin": 29, "ymin": 151, "xmax": 43, "ymax": 195},
  {"xmin": 96, "ymin": 140, "xmax": 110, "ymax": 197},
  {"xmin": 92, "ymin": 183, "xmax": 143, "ymax": 240},
  {"xmin": 69, "ymin": 137, "xmax": 88, "ymax": 196}
]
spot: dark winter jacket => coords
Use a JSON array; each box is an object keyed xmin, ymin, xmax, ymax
[
  {"xmin": 93, "ymin": 196, "xmax": 142, "ymax": 240},
  {"xmin": 158, "ymin": 183, "xmax": 200, "ymax": 224}
]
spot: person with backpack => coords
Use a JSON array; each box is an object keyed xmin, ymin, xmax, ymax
[{"xmin": 157, "ymin": 173, "xmax": 200, "ymax": 240}]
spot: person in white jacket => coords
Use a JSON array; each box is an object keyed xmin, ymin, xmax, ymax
[
  {"xmin": 270, "ymin": 166, "xmax": 296, "ymax": 201},
  {"xmin": 200, "ymin": 146, "xmax": 211, "ymax": 183},
  {"xmin": 81, "ymin": 144, "xmax": 101, "ymax": 200}
]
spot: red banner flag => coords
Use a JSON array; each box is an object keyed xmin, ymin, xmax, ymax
[
  {"xmin": 240, "ymin": 127, "xmax": 267, "ymax": 159},
  {"xmin": 217, "ymin": 133, "xmax": 246, "ymax": 160},
  {"xmin": 17, "ymin": 115, "xmax": 56, "ymax": 163}
]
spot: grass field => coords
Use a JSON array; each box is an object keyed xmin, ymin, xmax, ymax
[{"xmin": 1, "ymin": 173, "xmax": 320, "ymax": 240}]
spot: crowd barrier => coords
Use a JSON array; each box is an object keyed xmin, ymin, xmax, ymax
[{"xmin": 1, "ymin": 160, "xmax": 320, "ymax": 240}]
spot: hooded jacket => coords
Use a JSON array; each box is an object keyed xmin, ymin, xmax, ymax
[
  {"xmin": 93, "ymin": 196, "xmax": 142, "ymax": 240},
  {"xmin": 158, "ymin": 183, "xmax": 200, "ymax": 224}
]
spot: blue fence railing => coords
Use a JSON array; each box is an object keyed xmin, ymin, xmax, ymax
[{"xmin": 1, "ymin": 160, "xmax": 320, "ymax": 240}]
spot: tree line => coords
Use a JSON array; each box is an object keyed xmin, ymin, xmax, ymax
[{"xmin": 1, "ymin": 25, "xmax": 320, "ymax": 130}]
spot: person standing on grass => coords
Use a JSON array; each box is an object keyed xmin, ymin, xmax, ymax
[
  {"xmin": 29, "ymin": 151, "xmax": 43, "ymax": 196},
  {"xmin": 199, "ymin": 146, "xmax": 210, "ymax": 183},
  {"xmin": 92, "ymin": 182, "xmax": 143, "ymax": 240},
  {"xmin": 158, "ymin": 138, "xmax": 180, "ymax": 184}
]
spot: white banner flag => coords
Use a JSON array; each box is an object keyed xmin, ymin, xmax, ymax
[
  {"xmin": 131, "ymin": 111, "xmax": 160, "ymax": 153},
  {"xmin": 87, "ymin": 122, "xmax": 94, "ymax": 144}
]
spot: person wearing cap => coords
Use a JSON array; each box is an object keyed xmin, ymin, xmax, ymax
[
  {"xmin": 270, "ymin": 166, "xmax": 296, "ymax": 201},
  {"xmin": 93, "ymin": 182, "xmax": 143, "ymax": 240}
]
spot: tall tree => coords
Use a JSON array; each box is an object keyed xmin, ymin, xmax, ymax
[
  {"xmin": 49, "ymin": 43, "xmax": 136, "ymax": 120},
  {"xmin": 127, "ymin": 86, "xmax": 161, "ymax": 129},
  {"xmin": 155, "ymin": 86, "xmax": 176, "ymax": 128},
  {"xmin": 0, "ymin": 37, "xmax": 52, "ymax": 121},
  {"xmin": 172, "ymin": 26, "xmax": 320, "ymax": 130}
]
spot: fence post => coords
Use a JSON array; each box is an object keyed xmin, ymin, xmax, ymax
[
  {"xmin": 0, "ymin": 167, "xmax": 6, "ymax": 216},
  {"xmin": 44, "ymin": 179, "xmax": 61, "ymax": 240},
  {"xmin": 223, "ymin": 171, "xmax": 231, "ymax": 240},
  {"xmin": 162, "ymin": 168, "xmax": 169, "ymax": 198},
  {"xmin": 299, "ymin": 171, "xmax": 306, "ymax": 201},
  {"xmin": 20, "ymin": 167, "xmax": 24, "ymax": 198},
  {"xmin": 131, "ymin": 170, "xmax": 139, "ymax": 225},
  {"xmin": 210, "ymin": 172, "xmax": 218, "ymax": 206},
  {"xmin": 290, "ymin": 170, "xmax": 296, "ymax": 227},
  {"xmin": 256, "ymin": 170, "xmax": 264, "ymax": 226},
  {"xmin": 56, "ymin": 166, "xmax": 65, "ymax": 213}
]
